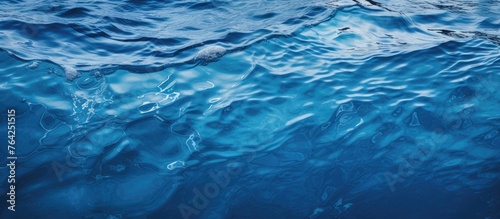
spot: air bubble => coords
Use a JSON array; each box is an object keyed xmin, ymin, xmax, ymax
[
  {"xmin": 138, "ymin": 102, "xmax": 159, "ymax": 113},
  {"xmin": 166, "ymin": 160, "xmax": 185, "ymax": 170}
]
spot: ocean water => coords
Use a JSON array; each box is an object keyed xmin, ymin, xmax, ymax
[{"xmin": 0, "ymin": 0, "xmax": 499, "ymax": 218}]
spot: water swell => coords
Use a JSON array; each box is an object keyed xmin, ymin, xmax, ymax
[
  {"xmin": 0, "ymin": 0, "xmax": 341, "ymax": 72},
  {"xmin": 0, "ymin": 0, "xmax": 499, "ymax": 218}
]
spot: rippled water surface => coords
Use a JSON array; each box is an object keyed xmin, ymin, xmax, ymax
[{"xmin": 1, "ymin": 0, "xmax": 499, "ymax": 218}]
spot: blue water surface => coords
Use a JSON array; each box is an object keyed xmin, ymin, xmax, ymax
[{"xmin": 0, "ymin": 0, "xmax": 499, "ymax": 218}]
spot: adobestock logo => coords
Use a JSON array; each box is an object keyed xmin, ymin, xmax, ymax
[{"xmin": 178, "ymin": 153, "xmax": 255, "ymax": 219}]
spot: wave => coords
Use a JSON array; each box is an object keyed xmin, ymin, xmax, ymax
[
  {"xmin": 0, "ymin": 1, "xmax": 499, "ymax": 218},
  {"xmin": 0, "ymin": 0, "xmax": 341, "ymax": 72}
]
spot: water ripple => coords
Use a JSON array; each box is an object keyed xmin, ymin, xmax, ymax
[{"xmin": 0, "ymin": 0, "xmax": 499, "ymax": 218}]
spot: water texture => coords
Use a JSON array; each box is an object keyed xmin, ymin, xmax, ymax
[{"xmin": 0, "ymin": 0, "xmax": 499, "ymax": 218}]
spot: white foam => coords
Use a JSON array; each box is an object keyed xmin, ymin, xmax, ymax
[
  {"xmin": 195, "ymin": 45, "xmax": 226, "ymax": 63},
  {"xmin": 64, "ymin": 66, "xmax": 81, "ymax": 81},
  {"xmin": 27, "ymin": 61, "xmax": 39, "ymax": 69}
]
